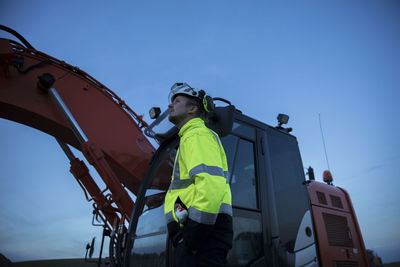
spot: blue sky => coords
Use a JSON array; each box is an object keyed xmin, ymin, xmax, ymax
[{"xmin": 1, "ymin": 0, "xmax": 399, "ymax": 263}]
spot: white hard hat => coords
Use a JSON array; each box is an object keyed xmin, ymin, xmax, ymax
[
  {"xmin": 168, "ymin": 82, "xmax": 215, "ymax": 112},
  {"xmin": 168, "ymin": 83, "xmax": 201, "ymax": 103}
]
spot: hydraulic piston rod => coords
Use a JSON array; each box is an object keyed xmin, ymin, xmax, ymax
[{"xmin": 48, "ymin": 87, "xmax": 88, "ymax": 144}]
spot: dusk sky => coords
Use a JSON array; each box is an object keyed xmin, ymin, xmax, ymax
[{"xmin": 1, "ymin": 0, "xmax": 399, "ymax": 264}]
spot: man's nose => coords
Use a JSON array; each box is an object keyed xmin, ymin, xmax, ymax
[{"xmin": 168, "ymin": 103, "xmax": 173, "ymax": 108}]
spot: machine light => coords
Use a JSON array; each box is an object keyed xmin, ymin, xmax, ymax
[
  {"xmin": 323, "ymin": 170, "xmax": 333, "ymax": 185},
  {"xmin": 276, "ymin": 113, "xmax": 292, "ymax": 133},
  {"xmin": 149, "ymin": 107, "xmax": 161, "ymax": 119},
  {"xmin": 277, "ymin": 113, "xmax": 289, "ymax": 126}
]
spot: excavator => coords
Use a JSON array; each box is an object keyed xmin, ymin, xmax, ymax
[{"xmin": 0, "ymin": 25, "xmax": 369, "ymax": 267}]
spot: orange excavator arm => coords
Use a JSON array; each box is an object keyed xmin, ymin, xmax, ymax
[{"xmin": 0, "ymin": 26, "xmax": 155, "ymax": 231}]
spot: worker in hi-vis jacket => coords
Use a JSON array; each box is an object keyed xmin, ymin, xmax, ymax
[{"xmin": 164, "ymin": 83, "xmax": 233, "ymax": 267}]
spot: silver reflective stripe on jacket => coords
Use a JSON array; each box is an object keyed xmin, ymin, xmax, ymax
[
  {"xmin": 208, "ymin": 129, "xmax": 221, "ymax": 147},
  {"xmin": 219, "ymin": 203, "xmax": 233, "ymax": 216},
  {"xmin": 170, "ymin": 163, "xmax": 228, "ymax": 190},
  {"xmin": 188, "ymin": 206, "xmax": 218, "ymax": 225},
  {"xmin": 188, "ymin": 203, "xmax": 233, "ymax": 225},
  {"xmin": 169, "ymin": 177, "xmax": 195, "ymax": 190},
  {"xmin": 168, "ymin": 148, "xmax": 181, "ymax": 192},
  {"xmin": 189, "ymin": 164, "xmax": 226, "ymax": 180},
  {"xmin": 207, "ymin": 129, "xmax": 230, "ymax": 183},
  {"xmin": 173, "ymin": 148, "xmax": 181, "ymax": 180},
  {"xmin": 169, "ymin": 146, "xmax": 195, "ymax": 190}
]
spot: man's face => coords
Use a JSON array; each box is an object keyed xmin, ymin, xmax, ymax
[{"xmin": 168, "ymin": 95, "xmax": 196, "ymax": 127}]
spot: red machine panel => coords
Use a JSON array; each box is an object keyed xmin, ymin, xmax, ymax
[
  {"xmin": 0, "ymin": 39, "xmax": 154, "ymax": 195},
  {"xmin": 308, "ymin": 181, "xmax": 369, "ymax": 267}
]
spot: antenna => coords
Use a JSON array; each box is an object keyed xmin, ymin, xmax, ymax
[{"xmin": 319, "ymin": 114, "xmax": 331, "ymax": 171}]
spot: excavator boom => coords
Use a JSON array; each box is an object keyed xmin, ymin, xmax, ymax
[{"xmin": 0, "ymin": 32, "xmax": 154, "ymax": 230}]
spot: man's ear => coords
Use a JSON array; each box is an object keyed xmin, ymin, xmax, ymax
[{"xmin": 187, "ymin": 104, "xmax": 199, "ymax": 115}]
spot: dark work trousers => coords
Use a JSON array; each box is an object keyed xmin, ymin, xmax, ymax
[{"xmin": 173, "ymin": 240, "xmax": 228, "ymax": 267}]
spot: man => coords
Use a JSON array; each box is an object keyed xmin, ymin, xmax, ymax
[{"xmin": 164, "ymin": 83, "xmax": 233, "ymax": 267}]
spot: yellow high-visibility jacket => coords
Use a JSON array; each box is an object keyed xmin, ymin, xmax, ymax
[{"xmin": 164, "ymin": 117, "xmax": 233, "ymax": 250}]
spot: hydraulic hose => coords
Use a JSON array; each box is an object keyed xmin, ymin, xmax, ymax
[{"xmin": 0, "ymin": 24, "xmax": 35, "ymax": 50}]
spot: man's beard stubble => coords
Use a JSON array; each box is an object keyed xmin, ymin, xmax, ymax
[{"xmin": 168, "ymin": 113, "xmax": 183, "ymax": 126}]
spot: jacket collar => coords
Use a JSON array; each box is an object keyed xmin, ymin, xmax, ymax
[{"xmin": 179, "ymin": 117, "xmax": 204, "ymax": 137}]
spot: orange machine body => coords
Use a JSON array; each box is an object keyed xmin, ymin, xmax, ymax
[
  {"xmin": 308, "ymin": 181, "xmax": 369, "ymax": 266},
  {"xmin": 1, "ymin": 38, "xmax": 155, "ymax": 229}
]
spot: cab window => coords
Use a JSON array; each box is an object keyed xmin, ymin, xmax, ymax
[
  {"xmin": 221, "ymin": 130, "xmax": 263, "ymax": 266},
  {"xmin": 229, "ymin": 138, "xmax": 257, "ymax": 209}
]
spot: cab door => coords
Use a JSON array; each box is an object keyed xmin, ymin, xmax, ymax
[
  {"xmin": 260, "ymin": 126, "xmax": 318, "ymax": 267},
  {"xmin": 220, "ymin": 118, "xmax": 268, "ymax": 266}
]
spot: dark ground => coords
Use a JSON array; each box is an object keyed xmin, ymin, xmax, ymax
[
  {"xmin": 0, "ymin": 254, "xmax": 107, "ymax": 267},
  {"xmin": 2, "ymin": 253, "xmax": 400, "ymax": 267}
]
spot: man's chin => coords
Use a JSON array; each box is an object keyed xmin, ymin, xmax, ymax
[{"xmin": 168, "ymin": 114, "xmax": 177, "ymax": 125}]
